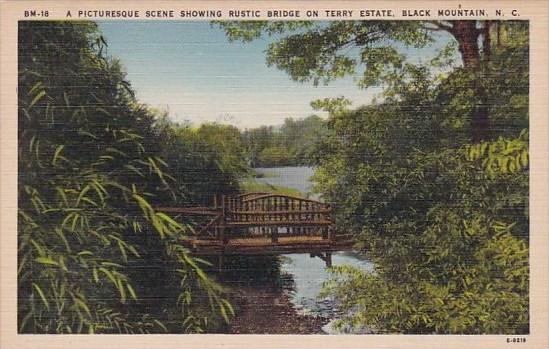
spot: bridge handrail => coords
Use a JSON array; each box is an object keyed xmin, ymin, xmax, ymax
[
  {"xmin": 157, "ymin": 192, "xmax": 335, "ymax": 244},
  {"xmin": 231, "ymin": 192, "xmax": 270, "ymax": 199},
  {"xmin": 239, "ymin": 193, "xmax": 328, "ymax": 206}
]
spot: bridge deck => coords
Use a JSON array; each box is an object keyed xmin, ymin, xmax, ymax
[
  {"xmin": 225, "ymin": 220, "xmax": 331, "ymax": 227},
  {"xmin": 188, "ymin": 235, "xmax": 354, "ymax": 255}
]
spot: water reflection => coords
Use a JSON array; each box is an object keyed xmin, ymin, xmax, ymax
[{"xmin": 280, "ymin": 252, "xmax": 374, "ymax": 331}]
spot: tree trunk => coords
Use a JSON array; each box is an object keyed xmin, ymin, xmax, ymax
[
  {"xmin": 483, "ymin": 21, "xmax": 492, "ymax": 58},
  {"xmin": 450, "ymin": 21, "xmax": 481, "ymax": 69},
  {"xmin": 449, "ymin": 21, "xmax": 489, "ymax": 142}
]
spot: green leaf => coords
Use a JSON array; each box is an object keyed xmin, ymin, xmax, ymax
[
  {"xmin": 28, "ymin": 81, "xmax": 43, "ymax": 95},
  {"xmin": 123, "ymin": 164, "xmax": 145, "ymax": 177},
  {"xmin": 54, "ymin": 228, "xmax": 71, "ymax": 253},
  {"xmin": 74, "ymin": 298, "xmax": 92, "ymax": 317},
  {"xmin": 221, "ymin": 298, "xmax": 235, "ymax": 316},
  {"xmin": 132, "ymin": 193, "xmax": 153, "ymax": 219},
  {"xmin": 117, "ymin": 278, "xmax": 127, "ymax": 304},
  {"xmin": 155, "ymin": 212, "xmax": 183, "ymax": 230},
  {"xmin": 32, "ymin": 283, "xmax": 50, "ymax": 310},
  {"xmin": 52, "ymin": 145, "xmax": 64, "ymax": 166},
  {"xmin": 63, "ymin": 92, "xmax": 70, "ymax": 107},
  {"xmin": 35, "ymin": 257, "xmax": 58, "ymax": 266},
  {"xmin": 30, "ymin": 239, "xmax": 46, "ymax": 256},
  {"xmin": 127, "ymin": 283, "xmax": 137, "ymax": 300},
  {"xmin": 92, "ymin": 267, "xmax": 99, "ymax": 283},
  {"xmin": 99, "ymin": 267, "xmax": 117, "ymax": 285},
  {"xmin": 29, "ymin": 90, "xmax": 46, "ymax": 109},
  {"xmin": 153, "ymin": 319, "xmax": 168, "ymax": 332},
  {"xmin": 77, "ymin": 129, "xmax": 98, "ymax": 140}
]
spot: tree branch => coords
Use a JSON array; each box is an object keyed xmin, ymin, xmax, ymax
[{"xmin": 425, "ymin": 20, "xmax": 454, "ymax": 32}]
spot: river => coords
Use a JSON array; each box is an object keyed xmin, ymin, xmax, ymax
[{"xmin": 224, "ymin": 166, "xmax": 374, "ymax": 334}]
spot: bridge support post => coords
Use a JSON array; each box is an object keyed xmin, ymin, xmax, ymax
[
  {"xmin": 271, "ymin": 227, "xmax": 278, "ymax": 243},
  {"xmin": 310, "ymin": 252, "xmax": 333, "ymax": 267},
  {"xmin": 217, "ymin": 254, "xmax": 225, "ymax": 276},
  {"xmin": 218, "ymin": 226, "xmax": 228, "ymax": 244},
  {"xmin": 325, "ymin": 252, "xmax": 332, "ymax": 268},
  {"xmin": 222, "ymin": 228, "xmax": 228, "ymax": 244}
]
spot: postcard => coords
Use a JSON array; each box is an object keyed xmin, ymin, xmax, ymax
[{"xmin": 1, "ymin": 1, "xmax": 547, "ymax": 348}]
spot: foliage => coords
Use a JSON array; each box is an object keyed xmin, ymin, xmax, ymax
[
  {"xmin": 153, "ymin": 117, "xmax": 247, "ymax": 207},
  {"xmin": 154, "ymin": 113, "xmax": 324, "ymax": 177},
  {"xmin": 18, "ymin": 21, "xmax": 233, "ymax": 333},
  {"xmin": 218, "ymin": 19, "xmax": 529, "ymax": 333},
  {"xmin": 218, "ymin": 20, "xmax": 527, "ymax": 142},
  {"xmin": 217, "ymin": 21, "xmax": 431, "ymax": 87},
  {"xmin": 239, "ymin": 180, "xmax": 304, "ymax": 198},
  {"xmin": 216, "ymin": 19, "xmax": 531, "ymax": 334},
  {"xmin": 310, "ymin": 22, "xmax": 529, "ymax": 334},
  {"xmin": 320, "ymin": 136, "xmax": 528, "ymax": 333},
  {"xmin": 242, "ymin": 115, "xmax": 327, "ymax": 167},
  {"xmin": 434, "ymin": 22, "xmax": 529, "ymax": 142}
]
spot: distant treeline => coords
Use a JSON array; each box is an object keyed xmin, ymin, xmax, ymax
[
  {"xmin": 167, "ymin": 115, "xmax": 328, "ymax": 170},
  {"xmin": 242, "ymin": 115, "xmax": 327, "ymax": 167}
]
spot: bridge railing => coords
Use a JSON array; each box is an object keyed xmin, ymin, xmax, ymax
[
  {"xmin": 158, "ymin": 193, "xmax": 336, "ymax": 244},
  {"xmin": 219, "ymin": 193, "xmax": 334, "ymax": 243}
]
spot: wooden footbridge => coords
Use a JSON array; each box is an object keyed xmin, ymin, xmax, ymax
[{"xmin": 157, "ymin": 193, "xmax": 353, "ymax": 268}]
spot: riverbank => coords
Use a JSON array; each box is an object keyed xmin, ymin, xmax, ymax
[{"xmin": 227, "ymin": 285, "xmax": 329, "ymax": 334}]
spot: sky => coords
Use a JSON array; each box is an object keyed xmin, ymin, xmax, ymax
[{"xmin": 97, "ymin": 21, "xmax": 454, "ymax": 129}]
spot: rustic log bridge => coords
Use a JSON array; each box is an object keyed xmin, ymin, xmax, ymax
[{"xmin": 156, "ymin": 193, "xmax": 354, "ymax": 269}]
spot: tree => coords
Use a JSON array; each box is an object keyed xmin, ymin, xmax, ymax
[
  {"xmin": 217, "ymin": 20, "xmax": 505, "ymax": 141},
  {"xmin": 18, "ymin": 21, "xmax": 232, "ymax": 334},
  {"xmin": 196, "ymin": 123, "xmax": 249, "ymax": 177},
  {"xmin": 309, "ymin": 22, "xmax": 529, "ymax": 334},
  {"xmin": 220, "ymin": 19, "xmax": 529, "ymax": 334},
  {"xmin": 153, "ymin": 117, "xmax": 245, "ymax": 207},
  {"xmin": 317, "ymin": 120, "xmax": 529, "ymax": 333},
  {"xmin": 241, "ymin": 115, "xmax": 327, "ymax": 167}
]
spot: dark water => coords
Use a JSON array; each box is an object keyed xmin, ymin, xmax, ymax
[{"xmin": 247, "ymin": 167, "xmax": 375, "ymax": 333}]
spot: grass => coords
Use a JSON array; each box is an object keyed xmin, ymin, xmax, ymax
[
  {"xmin": 240, "ymin": 180, "xmax": 305, "ymax": 198},
  {"xmin": 253, "ymin": 169, "xmax": 280, "ymax": 179}
]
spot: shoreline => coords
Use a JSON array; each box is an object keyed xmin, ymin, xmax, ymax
[{"xmin": 225, "ymin": 285, "xmax": 329, "ymax": 334}]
